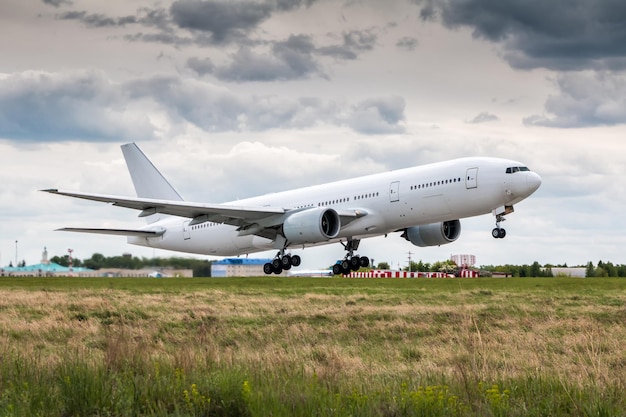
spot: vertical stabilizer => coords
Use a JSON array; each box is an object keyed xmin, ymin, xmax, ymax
[{"xmin": 121, "ymin": 143, "xmax": 183, "ymax": 223}]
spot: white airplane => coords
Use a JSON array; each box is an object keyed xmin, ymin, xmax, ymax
[{"xmin": 43, "ymin": 143, "xmax": 542, "ymax": 275}]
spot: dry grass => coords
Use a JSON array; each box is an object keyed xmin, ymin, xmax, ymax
[
  {"xmin": 0, "ymin": 277, "xmax": 625, "ymax": 416},
  {"xmin": 1, "ymin": 281, "xmax": 625, "ymax": 387}
]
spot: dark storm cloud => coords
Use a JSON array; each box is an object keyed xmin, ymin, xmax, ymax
[
  {"xmin": 168, "ymin": 0, "xmax": 317, "ymax": 44},
  {"xmin": 0, "ymin": 71, "xmax": 405, "ymax": 141},
  {"xmin": 59, "ymin": 11, "xmax": 137, "ymax": 27},
  {"xmin": 524, "ymin": 72, "xmax": 626, "ymax": 127},
  {"xmin": 416, "ymin": 0, "xmax": 626, "ymax": 71},
  {"xmin": 169, "ymin": 0, "xmax": 273, "ymax": 44}
]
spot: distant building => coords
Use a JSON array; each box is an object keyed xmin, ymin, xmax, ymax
[
  {"xmin": 211, "ymin": 258, "xmax": 273, "ymax": 277},
  {"xmin": 0, "ymin": 247, "xmax": 192, "ymax": 278}
]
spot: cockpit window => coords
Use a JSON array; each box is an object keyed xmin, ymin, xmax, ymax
[{"xmin": 506, "ymin": 166, "xmax": 530, "ymax": 174}]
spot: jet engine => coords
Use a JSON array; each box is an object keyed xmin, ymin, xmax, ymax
[
  {"xmin": 283, "ymin": 207, "xmax": 341, "ymax": 244},
  {"xmin": 402, "ymin": 220, "xmax": 461, "ymax": 247}
]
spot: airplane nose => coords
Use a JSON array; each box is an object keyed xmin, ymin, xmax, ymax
[{"xmin": 526, "ymin": 172, "xmax": 542, "ymax": 194}]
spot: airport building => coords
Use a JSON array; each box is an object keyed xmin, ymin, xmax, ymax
[{"xmin": 211, "ymin": 258, "xmax": 274, "ymax": 277}]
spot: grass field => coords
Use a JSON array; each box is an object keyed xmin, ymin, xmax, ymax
[{"xmin": 0, "ymin": 276, "xmax": 625, "ymax": 416}]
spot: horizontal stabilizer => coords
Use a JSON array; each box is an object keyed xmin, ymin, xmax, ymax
[{"xmin": 56, "ymin": 227, "xmax": 164, "ymax": 237}]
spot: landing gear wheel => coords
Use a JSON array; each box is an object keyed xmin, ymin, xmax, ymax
[
  {"xmin": 272, "ymin": 258, "xmax": 282, "ymax": 269},
  {"xmin": 359, "ymin": 256, "xmax": 370, "ymax": 268},
  {"xmin": 291, "ymin": 255, "xmax": 301, "ymax": 267},
  {"xmin": 332, "ymin": 264, "xmax": 342, "ymax": 275},
  {"xmin": 281, "ymin": 255, "xmax": 292, "ymax": 270},
  {"xmin": 349, "ymin": 256, "xmax": 361, "ymax": 271},
  {"xmin": 263, "ymin": 263, "xmax": 273, "ymax": 275},
  {"xmin": 499, "ymin": 228, "xmax": 506, "ymax": 239},
  {"xmin": 492, "ymin": 228, "xmax": 501, "ymax": 239}
]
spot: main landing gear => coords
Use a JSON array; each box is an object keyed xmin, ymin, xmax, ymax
[
  {"xmin": 332, "ymin": 239, "xmax": 370, "ymax": 276},
  {"xmin": 263, "ymin": 251, "xmax": 301, "ymax": 275}
]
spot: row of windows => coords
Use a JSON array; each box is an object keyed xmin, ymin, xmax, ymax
[
  {"xmin": 191, "ymin": 222, "xmax": 218, "ymax": 230},
  {"xmin": 296, "ymin": 191, "xmax": 382, "ymax": 208},
  {"xmin": 410, "ymin": 177, "xmax": 463, "ymax": 190}
]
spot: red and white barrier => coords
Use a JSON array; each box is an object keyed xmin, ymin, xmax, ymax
[{"xmin": 346, "ymin": 270, "xmax": 471, "ymax": 278}]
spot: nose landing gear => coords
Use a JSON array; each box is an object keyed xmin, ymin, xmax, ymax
[{"xmin": 492, "ymin": 207, "xmax": 513, "ymax": 239}]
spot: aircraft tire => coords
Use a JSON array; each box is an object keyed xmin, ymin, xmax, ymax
[
  {"xmin": 291, "ymin": 255, "xmax": 301, "ymax": 267},
  {"xmin": 332, "ymin": 264, "xmax": 342, "ymax": 275},
  {"xmin": 499, "ymin": 228, "xmax": 506, "ymax": 238},
  {"xmin": 263, "ymin": 263, "xmax": 273, "ymax": 275},
  {"xmin": 492, "ymin": 228, "xmax": 501, "ymax": 238},
  {"xmin": 281, "ymin": 255, "xmax": 292, "ymax": 268},
  {"xmin": 360, "ymin": 256, "xmax": 370, "ymax": 268},
  {"xmin": 272, "ymin": 258, "xmax": 282, "ymax": 269},
  {"xmin": 350, "ymin": 257, "xmax": 361, "ymax": 270}
]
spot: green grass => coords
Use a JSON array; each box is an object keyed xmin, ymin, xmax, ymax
[{"xmin": 0, "ymin": 276, "xmax": 625, "ymax": 416}]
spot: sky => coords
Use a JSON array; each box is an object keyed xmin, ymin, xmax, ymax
[{"xmin": 1, "ymin": 0, "xmax": 625, "ymax": 270}]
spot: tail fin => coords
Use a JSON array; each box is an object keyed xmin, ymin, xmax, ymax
[{"xmin": 121, "ymin": 143, "xmax": 183, "ymax": 223}]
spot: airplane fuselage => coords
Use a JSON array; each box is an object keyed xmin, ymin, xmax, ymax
[{"xmin": 128, "ymin": 156, "xmax": 541, "ymax": 256}]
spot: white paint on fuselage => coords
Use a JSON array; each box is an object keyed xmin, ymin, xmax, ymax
[{"xmin": 128, "ymin": 157, "xmax": 541, "ymax": 256}]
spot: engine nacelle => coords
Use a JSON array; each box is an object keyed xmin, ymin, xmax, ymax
[
  {"xmin": 403, "ymin": 220, "xmax": 461, "ymax": 247},
  {"xmin": 283, "ymin": 208, "xmax": 341, "ymax": 244}
]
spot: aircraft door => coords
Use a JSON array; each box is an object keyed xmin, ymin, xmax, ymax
[
  {"xmin": 465, "ymin": 168, "xmax": 478, "ymax": 189},
  {"xmin": 182, "ymin": 221, "xmax": 191, "ymax": 240},
  {"xmin": 389, "ymin": 181, "xmax": 400, "ymax": 202}
]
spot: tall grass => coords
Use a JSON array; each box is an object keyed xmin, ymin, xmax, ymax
[{"xmin": 0, "ymin": 277, "xmax": 625, "ymax": 416}]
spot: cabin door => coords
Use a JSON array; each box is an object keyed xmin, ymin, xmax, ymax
[
  {"xmin": 389, "ymin": 181, "xmax": 400, "ymax": 202},
  {"xmin": 182, "ymin": 221, "xmax": 191, "ymax": 240},
  {"xmin": 465, "ymin": 168, "xmax": 478, "ymax": 189}
]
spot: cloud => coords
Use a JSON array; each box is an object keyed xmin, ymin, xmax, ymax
[
  {"xmin": 59, "ymin": 11, "xmax": 137, "ymax": 27},
  {"xmin": 169, "ymin": 0, "xmax": 273, "ymax": 44},
  {"xmin": 317, "ymin": 29, "xmax": 378, "ymax": 60},
  {"xmin": 467, "ymin": 112, "xmax": 499, "ymax": 124},
  {"xmin": 0, "ymin": 71, "xmax": 155, "ymax": 142},
  {"xmin": 416, "ymin": 0, "xmax": 626, "ymax": 71},
  {"xmin": 187, "ymin": 31, "xmax": 380, "ymax": 82},
  {"xmin": 524, "ymin": 72, "xmax": 626, "ymax": 127},
  {"xmin": 396, "ymin": 36, "xmax": 418, "ymax": 51},
  {"xmin": 208, "ymin": 35, "xmax": 323, "ymax": 82},
  {"xmin": 347, "ymin": 96, "xmax": 406, "ymax": 134},
  {"xmin": 42, "ymin": 0, "xmax": 71, "ymax": 7},
  {"xmin": 0, "ymin": 63, "xmax": 406, "ymax": 143}
]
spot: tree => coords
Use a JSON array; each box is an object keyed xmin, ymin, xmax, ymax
[
  {"xmin": 377, "ymin": 261, "xmax": 390, "ymax": 270},
  {"xmin": 585, "ymin": 261, "xmax": 595, "ymax": 277}
]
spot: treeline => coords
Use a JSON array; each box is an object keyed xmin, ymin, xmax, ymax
[
  {"xmin": 50, "ymin": 253, "xmax": 211, "ymax": 277},
  {"xmin": 480, "ymin": 261, "xmax": 626, "ymax": 277}
]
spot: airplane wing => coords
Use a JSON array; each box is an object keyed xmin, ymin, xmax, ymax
[
  {"xmin": 42, "ymin": 189, "xmax": 286, "ymax": 226},
  {"xmin": 42, "ymin": 189, "xmax": 367, "ymax": 240}
]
